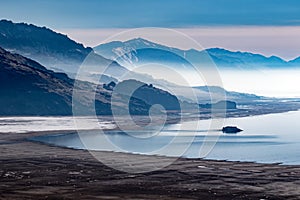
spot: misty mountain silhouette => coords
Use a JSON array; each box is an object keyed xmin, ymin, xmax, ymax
[
  {"xmin": 95, "ymin": 38, "xmax": 300, "ymax": 69},
  {"xmin": 0, "ymin": 47, "xmax": 182, "ymax": 116}
]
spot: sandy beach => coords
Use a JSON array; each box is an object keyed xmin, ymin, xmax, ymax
[{"xmin": 0, "ymin": 130, "xmax": 299, "ymax": 200}]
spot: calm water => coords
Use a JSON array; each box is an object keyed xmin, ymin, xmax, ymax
[{"xmin": 31, "ymin": 111, "xmax": 300, "ymax": 165}]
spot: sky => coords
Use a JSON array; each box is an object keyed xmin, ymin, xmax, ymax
[
  {"xmin": 1, "ymin": 0, "xmax": 300, "ymax": 60},
  {"xmin": 1, "ymin": 0, "xmax": 300, "ymax": 28}
]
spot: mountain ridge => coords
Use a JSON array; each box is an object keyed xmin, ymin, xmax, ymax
[
  {"xmin": 0, "ymin": 19, "xmax": 128, "ymax": 80},
  {"xmin": 94, "ymin": 38, "xmax": 299, "ymax": 69}
]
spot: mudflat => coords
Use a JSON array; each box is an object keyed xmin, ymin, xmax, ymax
[{"xmin": 1, "ymin": 131, "xmax": 300, "ymax": 200}]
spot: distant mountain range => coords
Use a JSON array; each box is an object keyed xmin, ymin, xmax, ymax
[
  {"xmin": 1, "ymin": 19, "xmax": 298, "ymax": 77},
  {"xmin": 0, "ymin": 47, "xmax": 183, "ymax": 116},
  {"xmin": 0, "ymin": 19, "xmax": 267, "ymax": 110},
  {"xmin": 94, "ymin": 38, "xmax": 300, "ymax": 69},
  {"xmin": 94, "ymin": 38, "xmax": 271, "ymax": 103},
  {"xmin": 194, "ymin": 86, "xmax": 262, "ymax": 103}
]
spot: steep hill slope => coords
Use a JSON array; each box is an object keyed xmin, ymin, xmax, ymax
[
  {"xmin": 0, "ymin": 20, "xmax": 128, "ymax": 79},
  {"xmin": 0, "ymin": 47, "xmax": 181, "ymax": 116}
]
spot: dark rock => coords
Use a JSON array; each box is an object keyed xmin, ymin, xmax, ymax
[
  {"xmin": 103, "ymin": 81, "xmax": 116, "ymax": 91},
  {"xmin": 222, "ymin": 126, "xmax": 243, "ymax": 134}
]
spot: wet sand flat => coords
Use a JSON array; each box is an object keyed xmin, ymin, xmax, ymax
[{"xmin": 1, "ymin": 131, "xmax": 300, "ymax": 200}]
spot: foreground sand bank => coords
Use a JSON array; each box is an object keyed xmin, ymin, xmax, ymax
[{"xmin": 0, "ymin": 130, "xmax": 300, "ymax": 200}]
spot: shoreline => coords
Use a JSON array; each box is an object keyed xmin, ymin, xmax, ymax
[
  {"xmin": 1, "ymin": 104, "xmax": 300, "ymax": 134},
  {"xmin": 1, "ymin": 129, "xmax": 300, "ymax": 199},
  {"xmin": 27, "ymin": 128, "xmax": 297, "ymax": 167}
]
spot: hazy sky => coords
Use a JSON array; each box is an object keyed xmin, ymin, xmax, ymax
[
  {"xmin": 1, "ymin": 0, "xmax": 300, "ymax": 60},
  {"xmin": 1, "ymin": 0, "xmax": 300, "ymax": 28}
]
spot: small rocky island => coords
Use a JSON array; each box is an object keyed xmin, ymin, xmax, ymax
[{"xmin": 222, "ymin": 126, "xmax": 243, "ymax": 134}]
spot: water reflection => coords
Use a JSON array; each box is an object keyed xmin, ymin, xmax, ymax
[{"xmin": 30, "ymin": 111, "xmax": 300, "ymax": 165}]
